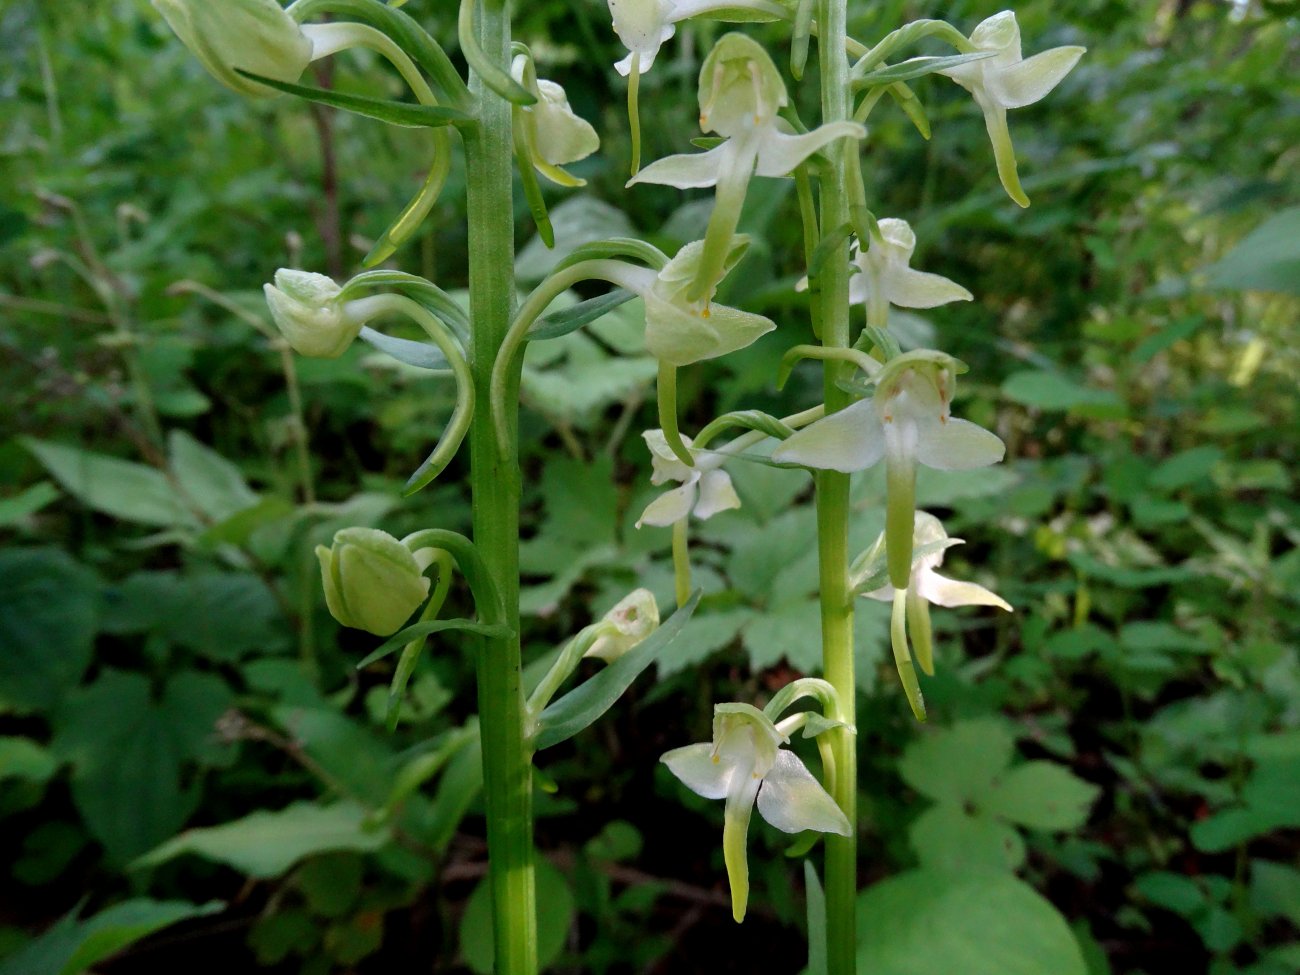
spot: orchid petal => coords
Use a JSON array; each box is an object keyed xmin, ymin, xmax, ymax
[
  {"xmin": 636, "ymin": 481, "xmax": 698, "ymax": 528},
  {"xmin": 917, "ymin": 571, "xmax": 1012, "ymax": 611},
  {"xmin": 645, "ymin": 295, "xmax": 775, "ymax": 366},
  {"xmin": 989, "ymin": 45, "xmax": 1084, "ymax": 109},
  {"xmin": 914, "ymin": 417, "xmax": 1005, "ymax": 471},
  {"xmin": 886, "ymin": 268, "xmax": 973, "ymax": 309},
  {"xmin": 723, "ymin": 772, "xmax": 762, "ymax": 922},
  {"xmin": 643, "ymin": 430, "xmax": 696, "ymax": 484},
  {"xmin": 756, "ymin": 750, "xmax": 851, "ymax": 836},
  {"xmin": 772, "ymin": 400, "xmax": 884, "ymax": 473},
  {"xmin": 906, "ymin": 588, "xmax": 935, "ymax": 676},
  {"xmin": 695, "ymin": 470, "xmax": 742, "ymax": 520},
  {"xmin": 628, "ymin": 142, "xmax": 731, "ymax": 189},
  {"xmin": 754, "ymin": 121, "xmax": 865, "ymax": 179},
  {"xmin": 662, "ymin": 741, "xmax": 735, "ymax": 800},
  {"xmin": 970, "ymin": 11, "xmax": 1022, "ymax": 60},
  {"xmin": 981, "ymin": 102, "xmax": 1029, "ymax": 207}
]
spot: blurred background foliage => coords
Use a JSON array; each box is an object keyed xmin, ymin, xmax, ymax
[{"xmin": 0, "ymin": 0, "xmax": 1297, "ymax": 973}]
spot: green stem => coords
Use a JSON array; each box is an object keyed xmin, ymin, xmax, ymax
[
  {"xmin": 815, "ymin": 2, "xmax": 858, "ymax": 973},
  {"xmin": 657, "ymin": 361, "xmax": 695, "ymax": 468},
  {"xmin": 464, "ymin": 1, "xmax": 536, "ymax": 972},
  {"xmin": 672, "ymin": 519, "xmax": 692, "ymax": 609}
]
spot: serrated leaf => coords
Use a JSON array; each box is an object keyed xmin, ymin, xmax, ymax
[
  {"xmin": 899, "ymin": 718, "xmax": 1016, "ymax": 805},
  {"xmin": 910, "ymin": 805, "xmax": 1026, "ymax": 873},
  {"xmin": 981, "ymin": 762, "xmax": 1100, "ymax": 831},
  {"xmin": 534, "ymin": 592, "xmax": 700, "ymax": 750}
]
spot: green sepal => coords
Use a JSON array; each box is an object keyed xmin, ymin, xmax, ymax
[
  {"xmin": 355, "ymin": 618, "xmax": 514, "ymax": 669},
  {"xmin": 233, "ymin": 70, "xmax": 474, "ymax": 127},
  {"xmin": 532, "ymin": 592, "xmax": 700, "ymax": 751},
  {"xmin": 528, "ymin": 290, "xmax": 636, "ymax": 341},
  {"xmin": 853, "ymin": 323, "xmax": 902, "ymax": 363},
  {"xmin": 888, "ymin": 82, "xmax": 931, "ymax": 140}
]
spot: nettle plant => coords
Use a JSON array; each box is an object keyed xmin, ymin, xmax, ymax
[{"xmin": 155, "ymin": 0, "xmax": 1083, "ymax": 971}]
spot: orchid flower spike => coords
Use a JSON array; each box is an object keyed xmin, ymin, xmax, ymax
[
  {"xmin": 772, "ymin": 350, "xmax": 1005, "ymax": 589},
  {"xmin": 636, "ymin": 430, "xmax": 741, "ymax": 528},
  {"xmin": 265, "ymin": 269, "xmax": 361, "ymax": 358},
  {"xmin": 630, "ymin": 34, "xmax": 865, "ymax": 300},
  {"xmin": 612, "ymin": 238, "xmax": 776, "ymax": 366},
  {"xmin": 939, "ymin": 11, "xmax": 1085, "ymax": 207},
  {"xmin": 511, "ymin": 56, "xmax": 600, "ymax": 187},
  {"xmin": 316, "ymin": 528, "xmax": 436, "ymax": 636},
  {"xmin": 662, "ymin": 703, "xmax": 850, "ymax": 922}
]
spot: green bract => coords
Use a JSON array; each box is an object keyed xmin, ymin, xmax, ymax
[
  {"xmin": 264, "ymin": 269, "xmax": 360, "ymax": 358},
  {"xmin": 584, "ymin": 588, "xmax": 661, "ymax": 663},
  {"xmin": 153, "ymin": 0, "xmax": 314, "ymax": 98},
  {"xmin": 315, "ymin": 528, "xmax": 434, "ymax": 636},
  {"xmin": 939, "ymin": 11, "xmax": 1085, "ymax": 206},
  {"xmin": 662, "ymin": 703, "xmax": 850, "ymax": 922},
  {"xmin": 635, "ymin": 430, "xmax": 741, "ymax": 527},
  {"xmin": 772, "ymin": 350, "xmax": 1005, "ymax": 589}
]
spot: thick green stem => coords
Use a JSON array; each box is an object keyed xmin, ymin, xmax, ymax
[
  {"xmin": 815, "ymin": 2, "xmax": 858, "ymax": 973},
  {"xmin": 464, "ymin": 2, "xmax": 537, "ymax": 972}
]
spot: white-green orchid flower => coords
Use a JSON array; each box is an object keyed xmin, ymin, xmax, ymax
[
  {"xmin": 772, "ymin": 350, "xmax": 1005, "ymax": 590},
  {"xmin": 630, "ymin": 34, "xmax": 865, "ymax": 299},
  {"xmin": 607, "ymin": 0, "xmax": 785, "ymax": 76},
  {"xmin": 662, "ymin": 703, "xmax": 850, "ymax": 922},
  {"xmin": 511, "ymin": 55, "xmax": 600, "ymax": 187},
  {"xmin": 154, "ymin": 0, "xmax": 314, "ymax": 97},
  {"xmin": 853, "ymin": 218, "xmax": 973, "ymax": 325},
  {"xmin": 636, "ymin": 430, "xmax": 741, "ymax": 528},
  {"xmin": 584, "ymin": 588, "xmax": 660, "ymax": 663},
  {"xmin": 939, "ymin": 11, "xmax": 1085, "ymax": 207},
  {"xmin": 265, "ymin": 269, "xmax": 360, "ymax": 358},
  {"xmin": 316, "ymin": 528, "xmax": 435, "ymax": 636},
  {"xmin": 852, "ymin": 512, "xmax": 1011, "ymax": 719}
]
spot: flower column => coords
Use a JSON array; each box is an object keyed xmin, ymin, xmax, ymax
[{"xmin": 464, "ymin": 1, "xmax": 536, "ymax": 973}]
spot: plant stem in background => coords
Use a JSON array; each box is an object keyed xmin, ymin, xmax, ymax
[
  {"xmin": 464, "ymin": 2, "xmax": 537, "ymax": 973},
  {"xmin": 815, "ymin": 1, "xmax": 858, "ymax": 973}
]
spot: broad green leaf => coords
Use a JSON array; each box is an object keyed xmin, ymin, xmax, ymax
[
  {"xmin": 534, "ymin": 592, "xmax": 700, "ymax": 750},
  {"xmin": 910, "ymin": 805, "xmax": 1025, "ymax": 873},
  {"xmin": 654, "ymin": 607, "xmax": 756, "ymax": 678},
  {"xmin": 0, "ymin": 737, "xmax": 59, "ymax": 784},
  {"xmin": 1251, "ymin": 860, "xmax": 1300, "ymax": 927},
  {"xmin": 0, "ymin": 481, "xmax": 59, "ymax": 526},
  {"xmin": 981, "ymin": 762, "xmax": 1100, "ymax": 831},
  {"xmin": 1134, "ymin": 871, "xmax": 1205, "ymax": 916},
  {"xmin": 22, "ymin": 438, "xmax": 189, "ymax": 527},
  {"xmin": 898, "ymin": 718, "xmax": 1016, "ymax": 805},
  {"xmin": 134, "ymin": 802, "xmax": 388, "ymax": 878},
  {"xmin": 1147, "ymin": 446, "xmax": 1222, "ymax": 492},
  {"xmin": 1201, "ymin": 207, "xmax": 1300, "ymax": 295},
  {"xmin": 1002, "ymin": 371, "xmax": 1124, "ymax": 416},
  {"xmin": 858, "ymin": 869, "xmax": 1087, "ymax": 975},
  {"xmin": 0, "ymin": 548, "xmax": 98, "ymax": 712},
  {"xmin": 516, "ymin": 196, "xmax": 637, "ymax": 280},
  {"xmin": 0, "ymin": 899, "xmax": 222, "ymax": 975},
  {"xmin": 168, "ymin": 430, "xmax": 257, "ymax": 522},
  {"xmin": 461, "ymin": 858, "xmax": 573, "ymax": 975},
  {"xmin": 272, "ymin": 706, "xmax": 397, "ymax": 805}
]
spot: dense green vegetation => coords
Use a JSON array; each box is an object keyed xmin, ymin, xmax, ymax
[{"xmin": 1, "ymin": 1, "xmax": 1297, "ymax": 973}]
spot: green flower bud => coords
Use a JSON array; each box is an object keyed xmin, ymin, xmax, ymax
[
  {"xmin": 264, "ymin": 269, "xmax": 359, "ymax": 358},
  {"xmin": 585, "ymin": 589, "xmax": 660, "ymax": 663},
  {"xmin": 316, "ymin": 528, "xmax": 433, "ymax": 636},
  {"xmin": 153, "ymin": 0, "xmax": 314, "ymax": 98}
]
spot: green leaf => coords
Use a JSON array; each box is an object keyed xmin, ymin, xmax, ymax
[
  {"xmin": 133, "ymin": 802, "xmax": 389, "ymax": 878},
  {"xmin": 1002, "ymin": 371, "xmax": 1124, "ymax": 416},
  {"xmin": 354, "ymin": 619, "xmax": 513, "ymax": 669},
  {"xmin": 1200, "ymin": 207, "xmax": 1300, "ymax": 295},
  {"xmin": 854, "ymin": 52, "xmax": 995, "ymax": 86},
  {"xmin": 296, "ymin": 853, "xmax": 364, "ymax": 919},
  {"xmin": 22, "ymin": 438, "xmax": 189, "ymax": 527},
  {"xmin": 357, "ymin": 325, "xmax": 451, "ymax": 371},
  {"xmin": 516, "ymin": 196, "xmax": 637, "ymax": 281},
  {"xmin": 0, "ymin": 737, "xmax": 59, "ymax": 784},
  {"xmin": 1134, "ymin": 871, "xmax": 1206, "ymax": 916},
  {"xmin": 168, "ymin": 431, "xmax": 257, "ymax": 522},
  {"xmin": 806, "ymin": 860, "xmax": 827, "ymax": 975},
  {"xmin": 1147, "ymin": 446, "xmax": 1222, "ymax": 492},
  {"xmin": 234, "ymin": 70, "xmax": 473, "ymax": 128},
  {"xmin": 858, "ymin": 869, "xmax": 1088, "ymax": 975},
  {"xmin": 461, "ymin": 858, "xmax": 573, "ymax": 975},
  {"xmin": 529, "ymin": 289, "xmax": 636, "ymax": 341},
  {"xmin": 0, "ymin": 899, "xmax": 222, "ymax": 975},
  {"xmin": 1251, "ymin": 860, "xmax": 1300, "ymax": 927},
  {"xmin": 981, "ymin": 762, "xmax": 1100, "ymax": 831},
  {"xmin": 898, "ymin": 718, "xmax": 1016, "ymax": 805},
  {"xmin": 0, "ymin": 481, "xmax": 60, "ymax": 526},
  {"xmin": 0, "ymin": 548, "xmax": 98, "ymax": 712},
  {"xmin": 910, "ymin": 805, "xmax": 1025, "ymax": 873},
  {"xmin": 534, "ymin": 592, "xmax": 700, "ymax": 750}
]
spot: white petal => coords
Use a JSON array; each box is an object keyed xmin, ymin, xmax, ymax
[
  {"xmin": 885, "ymin": 268, "xmax": 973, "ymax": 309},
  {"xmin": 772, "ymin": 400, "xmax": 885, "ymax": 473},
  {"xmin": 644, "ymin": 295, "xmax": 775, "ymax": 366},
  {"xmin": 627, "ymin": 142, "xmax": 730, "ymax": 189},
  {"xmin": 662, "ymin": 742, "xmax": 735, "ymax": 799},
  {"xmin": 694, "ymin": 470, "xmax": 741, "ymax": 520},
  {"xmin": 636, "ymin": 482, "xmax": 698, "ymax": 528},
  {"xmin": 754, "ymin": 121, "xmax": 865, "ymax": 178},
  {"xmin": 917, "ymin": 570, "xmax": 1012, "ymax": 611},
  {"xmin": 643, "ymin": 429, "xmax": 695, "ymax": 484},
  {"xmin": 988, "ymin": 46, "xmax": 1085, "ymax": 109},
  {"xmin": 756, "ymin": 750, "xmax": 851, "ymax": 835},
  {"xmin": 970, "ymin": 11, "xmax": 1022, "ymax": 60},
  {"xmin": 913, "ymin": 417, "xmax": 1005, "ymax": 471}
]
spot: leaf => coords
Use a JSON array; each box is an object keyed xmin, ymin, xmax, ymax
[
  {"xmin": 516, "ymin": 196, "xmax": 637, "ymax": 280},
  {"xmin": 806, "ymin": 860, "xmax": 827, "ymax": 975},
  {"xmin": 234, "ymin": 70, "xmax": 473, "ymax": 128},
  {"xmin": 857, "ymin": 869, "xmax": 1088, "ymax": 975},
  {"xmin": 855, "ymin": 52, "xmax": 996, "ymax": 86},
  {"xmin": 1251, "ymin": 860, "xmax": 1300, "ymax": 927},
  {"xmin": 1200, "ymin": 207, "xmax": 1300, "ymax": 295},
  {"xmin": 0, "ymin": 737, "xmax": 59, "ymax": 784},
  {"xmin": 910, "ymin": 805, "xmax": 1026, "ymax": 873},
  {"xmin": 133, "ymin": 802, "xmax": 389, "ymax": 878},
  {"xmin": 357, "ymin": 325, "xmax": 451, "ymax": 371},
  {"xmin": 534, "ymin": 592, "xmax": 700, "ymax": 750},
  {"xmin": 981, "ymin": 762, "xmax": 1100, "ymax": 831},
  {"xmin": 460, "ymin": 858, "xmax": 573, "ymax": 975},
  {"xmin": 168, "ymin": 431, "xmax": 258, "ymax": 522},
  {"xmin": 0, "ymin": 481, "xmax": 59, "ymax": 526},
  {"xmin": 1002, "ymin": 371, "xmax": 1124, "ymax": 416},
  {"xmin": 22, "ymin": 438, "xmax": 189, "ymax": 527},
  {"xmin": 528, "ymin": 289, "xmax": 636, "ymax": 341},
  {"xmin": 898, "ymin": 718, "xmax": 1016, "ymax": 805},
  {"xmin": 354, "ymin": 619, "xmax": 514, "ymax": 669},
  {"xmin": 1147, "ymin": 446, "xmax": 1222, "ymax": 492},
  {"xmin": 0, "ymin": 899, "xmax": 222, "ymax": 975},
  {"xmin": 0, "ymin": 548, "xmax": 99, "ymax": 712}
]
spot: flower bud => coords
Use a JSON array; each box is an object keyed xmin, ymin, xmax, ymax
[
  {"xmin": 585, "ymin": 589, "xmax": 660, "ymax": 663},
  {"xmin": 264, "ymin": 269, "xmax": 359, "ymax": 358},
  {"xmin": 153, "ymin": 0, "xmax": 314, "ymax": 98},
  {"xmin": 316, "ymin": 528, "xmax": 432, "ymax": 636}
]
